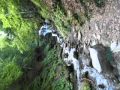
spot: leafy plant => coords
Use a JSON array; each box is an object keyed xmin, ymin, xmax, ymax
[
  {"xmin": 0, "ymin": 0, "xmax": 40, "ymax": 89},
  {"xmin": 28, "ymin": 49, "xmax": 72, "ymax": 90},
  {"xmin": 0, "ymin": 58, "xmax": 23, "ymax": 90},
  {"xmin": 32, "ymin": 0, "xmax": 71, "ymax": 37}
]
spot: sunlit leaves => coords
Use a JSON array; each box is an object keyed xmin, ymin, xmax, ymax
[{"xmin": 0, "ymin": 0, "xmax": 39, "ymax": 89}]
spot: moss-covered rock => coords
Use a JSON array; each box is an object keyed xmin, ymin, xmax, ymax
[{"xmin": 80, "ymin": 81, "xmax": 91, "ymax": 90}]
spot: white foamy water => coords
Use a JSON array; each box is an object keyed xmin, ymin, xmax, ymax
[
  {"xmin": 72, "ymin": 58, "xmax": 81, "ymax": 90},
  {"xmin": 39, "ymin": 24, "xmax": 64, "ymax": 48},
  {"xmin": 63, "ymin": 47, "xmax": 81, "ymax": 90},
  {"xmin": 89, "ymin": 47, "xmax": 102, "ymax": 73},
  {"xmin": 110, "ymin": 41, "xmax": 120, "ymax": 53},
  {"xmin": 39, "ymin": 24, "xmax": 52, "ymax": 36},
  {"xmin": 82, "ymin": 66, "xmax": 114, "ymax": 90}
]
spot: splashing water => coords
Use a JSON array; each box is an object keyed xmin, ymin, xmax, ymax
[
  {"xmin": 39, "ymin": 24, "xmax": 52, "ymax": 36},
  {"xmin": 63, "ymin": 46, "xmax": 81, "ymax": 90},
  {"xmin": 82, "ymin": 66, "xmax": 114, "ymax": 90},
  {"xmin": 39, "ymin": 22, "xmax": 115, "ymax": 90},
  {"xmin": 89, "ymin": 47, "xmax": 102, "ymax": 73}
]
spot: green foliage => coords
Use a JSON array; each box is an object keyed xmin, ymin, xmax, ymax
[
  {"xmin": 52, "ymin": 7, "xmax": 71, "ymax": 37},
  {"xmin": 83, "ymin": 82, "xmax": 91, "ymax": 90},
  {"xmin": 80, "ymin": 81, "xmax": 91, "ymax": 90},
  {"xmin": 0, "ymin": 0, "xmax": 20, "ymax": 28},
  {"xmin": 32, "ymin": 0, "xmax": 71, "ymax": 37},
  {"xmin": 0, "ymin": 0, "xmax": 97, "ymax": 90},
  {"xmin": 0, "ymin": 35, "xmax": 8, "ymax": 48},
  {"xmin": 28, "ymin": 49, "xmax": 72, "ymax": 90},
  {"xmin": 0, "ymin": 0, "xmax": 39, "ymax": 52},
  {"xmin": 0, "ymin": 59, "xmax": 22, "ymax": 90},
  {"xmin": 0, "ymin": 0, "xmax": 40, "ymax": 89},
  {"xmin": 31, "ymin": 0, "xmax": 51, "ymax": 19}
]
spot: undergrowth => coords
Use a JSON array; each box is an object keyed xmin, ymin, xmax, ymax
[
  {"xmin": 0, "ymin": 0, "xmax": 40, "ymax": 89},
  {"xmin": 27, "ymin": 48, "xmax": 72, "ymax": 90},
  {"xmin": 31, "ymin": 0, "xmax": 73, "ymax": 37},
  {"xmin": 0, "ymin": 59, "xmax": 22, "ymax": 90}
]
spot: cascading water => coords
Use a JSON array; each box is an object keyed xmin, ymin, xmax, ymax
[
  {"xmin": 39, "ymin": 21, "xmax": 81, "ymax": 89},
  {"xmin": 81, "ymin": 66, "xmax": 114, "ymax": 90},
  {"xmin": 39, "ymin": 20, "xmax": 116, "ymax": 90},
  {"xmin": 63, "ymin": 45, "xmax": 81, "ymax": 90}
]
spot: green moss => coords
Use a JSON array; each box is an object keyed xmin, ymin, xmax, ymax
[{"xmin": 80, "ymin": 81, "xmax": 91, "ymax": 90}]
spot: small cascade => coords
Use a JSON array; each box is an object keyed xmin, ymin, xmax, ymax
[
  {"xmin": 39, "ymin": 21, "xmax": 81, "ymax": 89},
  {"xmin": 63, "ymin": 46, "xmax": 81, "ymax": 90},
  {"xmin": 81, "ymin": 66, "xmax": 114, "ymax": 90},
  {"xmin": 38, "ymin": 20, "xmax": 118, "ymax": 90},
  {"xmin": 89, "ymin": 47, "xmax": 102, "ymax": 73}
]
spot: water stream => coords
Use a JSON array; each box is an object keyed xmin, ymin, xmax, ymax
[{"xmin": 39, "ymin": 21, "xmax": 116, "ymax": 90}]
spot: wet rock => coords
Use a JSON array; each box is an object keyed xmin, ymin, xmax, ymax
[
  {"xmin": 113, "ymin": 52, "xmax": 120, "ymax": 78},
  {"xmin": 38, "ymin": 18, "xmax": 120, "ymax": 90},
  {"xmin": 79, "ymin": 55, "xmax": 91, "ymax": 67},
  {"xmin": 92, "ymin": 45, "xmax": 116, "ymax": 78},
  {"xmin": 79, "ymin": 81, "xmax": 91, "ymax": 90},
  {"xmin": 82, "ymin": 66, "xmax": 114, "ymax": 90}
]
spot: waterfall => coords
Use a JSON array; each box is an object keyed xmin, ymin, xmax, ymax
[
  {"xmin": 39, "ymin": 21, "xmax": 115, "ymax": 90},
  {"xmin": 72, "ymin": 58, "xmax": 81, "ymax": 90},
  {"xmin": 39, "ymin": 22, "xmax": 81, "ymax": 89},
  {"xmin": 63, "ymin": 47, "xmax": 81, "ymax": 90},
  {"xmin": 82, "ymin": 66, "xmax": 114, "ymax": 90}
]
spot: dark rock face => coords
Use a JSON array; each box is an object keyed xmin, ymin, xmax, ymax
[
  {"xmin": 93, "ymin": 45, "xmax": 116, "ymax": 78},
  {"xmin": 114, "ymin": 52, "xmax": 120, "ymax": 78}
]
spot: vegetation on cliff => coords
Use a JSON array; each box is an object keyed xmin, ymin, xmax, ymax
[{"xmin": 0, "ymin": 0, "xmax": 107, "ymax": 90}]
